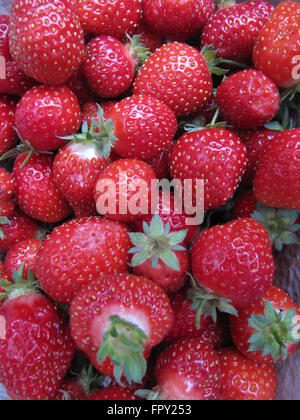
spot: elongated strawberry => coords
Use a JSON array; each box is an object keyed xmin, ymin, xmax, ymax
[
  {"xmin": 4, "ymin": 239, "xmax": 41, "ymax": 282},
  {"xmin": 35, "ymin": 217, "xmax": 131, "ymax": 304},
  {"xmin": 70, "ymin": 274, "xmax": 173, "ymax": 385},
  {"xmin": 12, "ymin": 153, "xmax": 72, "ymax": 223},
  {"xmin": 0, "ymin": 95, "xmax": 18, "ymax": 156}
]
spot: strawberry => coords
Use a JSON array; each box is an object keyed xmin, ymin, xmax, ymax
[
  {"xmin": 253, "ymin": 1, "xmax": 300, "ymax": 88},
  {"xmin": 70, "ymin": 273, "xmax": 173, "ymax": 384},
  {"xmin": 94, "ymin": 159, "xmax": 157, "ymax": 223},
  {"xmin": 15, "ymin": 86, "xmax": 81, "ymax": 151},
  {"xmin": 191, "ymin": 219, "xmax": 275, "ymax": 315},
  {"xmin": 230, "ymin": 286, "xmax": 300, "ymax": 365},
  {"xmin": 9, "ymin": 1, "xmax": 85, "ymax": 85},
  {"xmin": 0, "ymin": 14, "xmax": 10, "ymax": 58},
  {"xmin": 0, "ymin": 267, "xmax": 75, "ymax": 400},
  {"xmin": 0, "ymin": 95, "xmax": 18, "ymax": 156},
  {"xmin": 216, "ymin": 70, "xmax": 280, "ymax": 130},
  {"xmin": 123, "ymin": 21, "xmax": 163, "ymax": 53},
  {"xmin": 52, "ymin": 380, "xmax": 87, "ymax": 401},
  {"xmin": 0, "ymin": 209, "xmax": 38, "ymax": 253},
  {"xmin": 0, "ymin": 169, "xmax": 15, "ymax": 202},
  {"xmin": 201, "ymin": 314, "xmax": 231, "ymax": 349},
  {"xmin": 0, "ymin": 200, "xmax": 15, "ymax": 218},
  {"xmin": 144, "ymin": 145, "xmax": 172, "ymax": 180},
  {"xmin": 81, "ymin": 101, "xmax": 117, "ymax": 128},
  {"xmin": 234, "ymin": 190, "xmax": 257, "ymax": 220},
  {"xmin": 129, "ymin": 215, "xmax": 189, "ymax": 294},
  {"xmin": 253, "ymin": 129, "xmax": 300, "ymax": 210},
  {"xmin": 218, "ymin": 348, "xmax": 277, "ymax": 400},
  {"xmin": 134, "ymin": 42, "xmax": 213, "ymax": 116},
  {"xmin": 138, "ymin": 338, "xmax": 220, "ymax": 400},
  {"xmin": 35, "ymin": 217, "xmax": 131, "ymax": 304},
  {"xmin": 4, "ymin": 239, "xmax": 42, "ymax": 282},
  {"xmin": 12, "ymin": 153, "xmax": 72, "ymax": 223},
  {"xmin": 77, "ymin": 0, "xmax": 142, "ymax": 39},
  {"xmin": 143, "ymin": 0, "xmax": 215, "ymax": 41},
  {"xmin": 65, "ymin": 67, "xmax": 97, "ymax": 106},
  {"xmin": 169, "ymin": 128, "xmax": 247, "ymax": 211},
  {"xmin": 85, "ymin": 385, "xmax": 138, "ymax": 401},
  {"xmin": 201, "ymin": 0, "xmax": 274, "ymax": 64},
  {"xmin": 10, "ymin": 0, "xmax": 79, "ymax": 20}
]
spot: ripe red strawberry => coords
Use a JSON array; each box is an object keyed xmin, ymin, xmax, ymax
[
  {"xmin": 123, "ymin": 21, "xmax": 163, "ymax": 53},
  {"xmin": 0, "ymin": 169, "xmax": 15, "ymax": 202},
  {"xmin": 52, "ymin": 380, "xmax": 86, "ymax": 401},
  {"xmin": 218, "ymin": 348, "xmax": 277, "ymax": 400},
  {"xmin": 144, "ymin": 145, "xmax": 172, "ymax": 180},
  {"xmin": 4, "ymin": 239, "xmax": 42, "ymax": 282},
  {"xmin": 0, "ymin": 261, "xmax": 9, "ymax": 287},
  {"xmin": 201, "ymin": 0, "xmax": 274, "ymax": 64},
  {"xmin": 0, "ymin": 200, "xmax": 15, "ymax": 218},
  {"xmin": 15, "ymin": 86, "xmax": 81, "ymax": 151},
  {"xmin": 191, "ymin": 219, "xmax": 275, "ymax": 314},
  {"xmin": 10, "ymin": 0, "xmax": 79, "ymax": 20},
  {"xmin": 253, "ymin": 129, "xmax": 300, "ymax": 209},
  {"xmin": 0, "ymin": 14, "xmax": 10, "ymax": 58},
  {"xmin": 65, "ymin": 67, "xmax": 97, "ymax": 106},
  {"xmin": 233, "ymin": 190, "xmax": 257, "ymax": 219},
  {"xmin": 0, "ymin": 268, "xmax": 75, "ymax": 400},
  {"xmin": 9, "ymin": 1, "xmax": 85, "ymax": 85},
  {"xmin": 216, "ymin": 70, "xmax": 280, "ymax": 129},
  {"xmin": 35, "ymin": 217, "xmax": 131, "ymax": 304},
  {"xmin": 169, "ymin": 128, "xmax": 247, "ymax": 211},
  {"xmin": 85, "ymin": 385, "xmax": 138, "ymax": 401},
  {"xmin": 0, "ymin": 209, "xmax": 38, "ymax": 252},
  {"xmin": 253, "ymin": 1, "xmax": 300, "ymax": 88},
  {"xmin": 12, "ymin": 153, "xmax": 72, "ymax": 223},
  {"xmin": 70, "ymin": 273, "xmax": 173, "ymax": 384},
  {"xmin": 143, "ymin": 0, "xmax": 215, "ymax": 41},
  {"xmin": 0, "ymin": 95, "xmax": 18, "ymax": 155},
  {"xmin": 134, "ymin": 42, "xmax": 213, "ymax": 116},
  {"xmin": 94, "ymin": 159, "xmax": 157, "ymax": 223},
  {"xmin": 201, "ymin": 314, "xmax": 231, "ymax": 349},
  {"xmin": 230, "ymin": 286, "xmax": 300, "ymax": 365}
]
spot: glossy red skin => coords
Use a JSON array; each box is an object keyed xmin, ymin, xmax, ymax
[
  {"xmin": 0, "ymin": 60, "xmax": 36, "ymax": 97},
  {"xmin": 35, "ymin": 217, "xmax": 131, "ymax": 304},
  {"xmin": 201, "ymin": 0, "xmax": 274, "ymax": 64},
  {"xmin": 70, "ymin": 274, "xmax": 173, "ymax": 377},
  {"xmin": 218, "ymin": 348, "xmax": 277, "ymax": 401},
  {"xmin": 0, "ymin": 14, "xmax": 10, "ymax": 59},
  {"xmin": 191, "ymin": 219, "xmax": 275, "ymax": 309},
  {"xmin": 230, "ymin": 286, "xmax": 300, "ymax": 365},
  {"xmin": 0, "ymin": 200, "xmax": 15, "ymax": 218},
  {"xmin": 4, "ymin": 239, "xmax": 42, "ymax": 282},
  {"xmin": 110, "ymin": 95, "xmax": 177, "ymax": 160},
  {"xmin": 52, "ymin": 380, "xmax": 86, "ymax": 401},
  {"xmin": 0, "ymin": 96, "xmax": 18, "ymax": 156},
  {"xmin": 84, "ymin": 36, "xmax": 135, "ymax": 98},
  {"xmin": 85, "ymin": 385, "xmax": 138, "ymax": 401},
  {"xmin": 9, "ymin": 4, "xmax": 85, "ymax": 85},
  {"xmin": 15, "ymin": 86, "xmax": 81, "ymax": 151},
  {"xmin": 134, "ymin": 42, "xmax": 213, "ymax": 117},
  {"xmin": 217, "ymin": 70, "xmax": 280, "ymax": 130},
  {"xmin": 0, "ymin": 169, "xmax": 15, "ymax": 201},
  {"xmin": 254, "ymin": 129, "xmax": 300, "ymax": 209},
  {"xmin": 201, "ymin": 315, "xmax": 231, "ymax": 349},
  {"xmin": 0, "ymin": 293, "xmax": 75, "ymax": 400},
  {"xmin": 253, "ymin": 1, "xmax": 300, "ymax": 88},
  {"xmin": 169, "ymin": 129, "xmax": 247, "ymax": 211},
  {"xmin": 0, "ymin": 209, "xmax": 38, "ymax": 253},
  {"xmin": 94, "ymin": 159, "xmax": 157, "ymax": 223},
  {"xmin": 81, "ymin": 101, "xmax": 117, "ymax": 128},
  {"xmin": 155, "ymin": 338, "xmax": 220, "ymax": 400},
  {"xmin": 124, "ymin": 21, "xmax": 163, "ymax": 53},
  {"xmin": 10, "ymin": 0, "xmax": 79, "ymax": 21},
  {"xmin": 65, "ymin": 67, "xmax": 97, "ymax": 105},
  {"xmin": 77, "ymin": 0, "xmax": 142, "ymax": 39},
  {"xmin": 0, "ymin": 261, "xmax": 9, "ymax": 295},
  {"xmin": 233, "ymin": 190, "xmax": 257, "ymax": 220},
  {"xmin": 13, "ymin": 153, "xmax": 72, "ymax": 224}
]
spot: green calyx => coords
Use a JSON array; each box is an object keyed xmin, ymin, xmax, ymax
[
  {"xmin": 97, "ymin": 315, "xmax": 149, "ymax": 386},
  {"xmin": 60, "ymin": 104, "xmax": 117, "ymax": 160},
  {"xmin": 0, "ymin": 264, "xmax": 39, "ymax": 302},
  {"xmin": 0, "ymin": 216, "xmax": 10, "ymax": 240},
  {"xmin": 201, "ymin": 45, "xmax": 248, "ymax": 76},
  {"xmin": 126, "ymin": 34, "xmax": 151, "ymax": 71},
  {"xmin": 184, "ymin": 108, "xmax": 227, "ymax": 133},
  {"xmin": 248, "ymin": 300, "xmax": 300, "ymax": 362},
  {"xmin": 135, "ymin": 387, "xmax": 164, "ymax": 400},
  {"xmin": 129, "ymin": 214, "xmax": 187, "ymax": 272},
  {"xmin": 252, "ymin": 203, "xmax": 300, "ymax": 251}
]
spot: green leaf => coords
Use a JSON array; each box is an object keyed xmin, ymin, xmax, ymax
[
  {"xmin": 159, "ymin": 249, "xmax": 180, "ymax": 271},
  {"xmin": 150, "ymin": 214, "xmax": 164, "ymax": 237},
  {"xmin": 130, "ymin": 252, "xmax": 150, "ymax": 267},
  {"xmin": 168, "ymin": 229, "xmax": 188, "ymax": 245},
  {"xmin": 128, "ymin": 232, "xmax": 147, "ymax": 247}
]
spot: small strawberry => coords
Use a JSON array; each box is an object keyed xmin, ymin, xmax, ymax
[
  {"xmin": 85, "ymin": 385, "xmax": 138, "ymax": 401},
  {"xmin": 253, "ymin": 129, "xmax": 300, "ymax": 209},
  {"xmin": 12, "ymin": 153, "xmax": 72, "ymax": 223},
  {"xmin": 0, "ymin": 267, "xmax": 75, "ymax": 400},
  {"xmin": 143, "ymin": 0, "xmax": 215, "ymax": 41},
  {"xmin": 201, "ymin": 314, "xmax": 231, "ymax": 349},
  {"xmin": 230, "ymin": 286, "xmax": 300, "ymax": 365},
  {"xmin": 70, "ymin": 273, "xmax": 173, "ymax": 385},
  {"xmin": 201, "ymin": 0, "xmax": 274, "ymax": 64},
  {"xmin": 0, "ymin": 170, "xmax": 14, "ymax": 202},
  {"xmin": 77, "ymin": 0, "xmax": 142, "ymax": 39},
  {"xmin": 216, "ymin": 70, "xmax": 280, "ymax": 129},
  {"xmin": 218, "ymin": 348, "xmax": 277, "ymax": 400},
  {"xmin": 15, "ymin": 86, "xmax": 81, "ymax": 151},
  {"xmin": 233, "ymin": 190, "xmax": 257, "ymax": 220},
  {"xmin": 35, "ymin": 217, "xmax": 131, "ymax": 304},
  {"xmin": 0, "ymin": 200, "xmax": 15, "ymax": 218},
  {"xmin": 0, "ymin": 95, "xmax": 18, "ymax": 156},
  {"xmin": 65, "ymin": 67, "xmax": 97, "ymax": 106},
  {"xmin": 134, "ymin": 42, "xmax": 213, "ymax": 116}
]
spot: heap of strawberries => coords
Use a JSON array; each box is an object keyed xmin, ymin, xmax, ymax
[{"xmin": 0, "ymin": 0, "xmax": 299, "ymax": 401}]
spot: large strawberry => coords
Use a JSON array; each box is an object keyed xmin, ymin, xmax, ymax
[
  {"xmin": 70, "ymin": 273, "xmax": 173, "ymax": 385},
  {"xmin": 35, "ymin": 217, "xmax": 131, "ymax": 304},
  {"xmin": 253, "ymin": 1, "xmax": 300, "ymax": 88},
  {"xmin": 253, "ymin": 129, "xmax": 300, "ymax": 210},
  {"xmin": 143, "ymin": 0, "xmax": 215, "ymax": 41},
  {"xmin": 0, "ymin": 95, "xmax": 18, "ymax": 156},
  {"xmin": 0, "ymin": 267, "xmax": 75, "ymax": 400},
  {"xmin": 201, "ymin": 0, "xmax": 274, "ymax": 64},
  {"xmin": 12, "ymin": 153, "xmax": 72, "ymax": 223},
  {"xmin": 15, "ymin": 86, "xmax": 81, "ymax": 151},
  {"xmin": 134, "ymin": 42, "xmax": 213, "ymax": 116}
]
